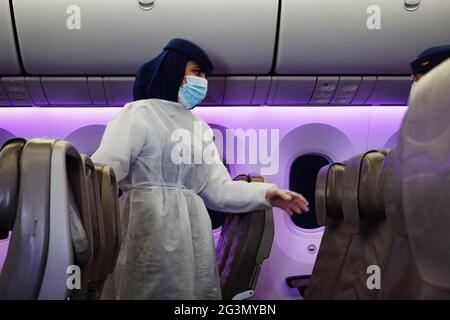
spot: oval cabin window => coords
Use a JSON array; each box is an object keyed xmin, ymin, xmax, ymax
[{"xmin": 289, "ymin": 154, "xmax": 331, "ymax": 229}]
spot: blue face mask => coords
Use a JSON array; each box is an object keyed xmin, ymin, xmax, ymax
[{"xmin": 178, "ymin": 75, "xmax": 208, "ymax": 109}]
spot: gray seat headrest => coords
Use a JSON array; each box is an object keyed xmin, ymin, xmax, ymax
[
  {"xmin": 342, "ymin": 153, "xmax": 365, "ymax": 234},
  {"xmin": 359, "ymin": 150, "xmax": 389, "ymax": 220},
  {"xmin": 315, "ymin": 163, "xmax": 345, "ymax": 226},
  {"xmin": 343, "ymin": 149, "xmax": 389, "ymax": 232},
  {"xmin": 326, "ymin": 164, "xmax": 345, "ymax": 221}
]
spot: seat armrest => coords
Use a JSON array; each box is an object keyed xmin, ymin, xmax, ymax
[{"xmin": 231, "ymin": 290, "xmax": 255, "ymax": 300}]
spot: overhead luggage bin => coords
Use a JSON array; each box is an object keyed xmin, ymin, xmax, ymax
[
  {"xmin": 0, "ymin": 0, "xmax": 21, "ymax": 75},
  {"xmin": 276, "ymin": 0, "xmax": 450, "ymax": 74},
  {"xmin": 12, "ymin": 0, "xmax": 278, "ymax": 75}
]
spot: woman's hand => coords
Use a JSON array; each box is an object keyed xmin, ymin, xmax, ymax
[{"xmin": 266, "ymin": 186, "xmax": 310, "ymax": 216}]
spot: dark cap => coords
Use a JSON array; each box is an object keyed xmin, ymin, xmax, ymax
[
  {"xmin": 411, "ymin": 44, "xmax": 450, "ymax": 75},
  {"xmin": 164, "ymin": 38, "xmax": 214, "ymax": 75}
]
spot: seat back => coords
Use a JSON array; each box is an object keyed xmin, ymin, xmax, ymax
[
  {"xmin": 305, "ymin": 163, "xmax": 347, "ymax": 299},
  {"xmin": 69, "ymin": 149, "xmax": 94, "ymax": 300},
  {"xmin": 376, "ymin": 151, "xmax": 423, "ymax": 299},
  {"xmin": 81, "ymin": 155, "xmax": 107, "ymax": 300},
  {"xmin": 0, "ymin": 138, "xmax": 26, "ymax": 240},
  {"xmin": 38, "ymin": 139, "xmax": 92, "ymax": 299},
  {"xmin": 216, "ymin": 174, "xmax": 274, "ymax": 300},
  {"xmin": 0, "ymin": 138, "xmax": 52, "ymax": 300},
  {"xmin": 396, "ymin": 57, "xmax": 450, "ymax": 297},
  {"xmin": 334, "ymin": 149, "xmax": 393, "ymax": 299},
  {"xmin": 0, "ymin": 138, "xmax": 93, "ymax": 299},
  {"xmin": 94, "ymin": 164, "xmax": 121, "ymax": 279},
  {"xmin": 0, "ymin": 139, "xmax": 26, "ymax": 278}
]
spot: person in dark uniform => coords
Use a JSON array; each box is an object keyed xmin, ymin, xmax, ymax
[{"xmin": 410, "ymin": 44, "xmax": 450, "ymax": 82}]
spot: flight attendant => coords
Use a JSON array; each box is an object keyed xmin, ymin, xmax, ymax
[{"xmin": 91, "ymin": 38, "xmax": 309, "ymax": 300}]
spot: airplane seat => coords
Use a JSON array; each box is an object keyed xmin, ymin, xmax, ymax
[
  {"xmin": 0, "ymin": 138, "xmax": 53, "ymax": 299},
  {"xmin": 299, "ymin": 162, "xmax": 347, "ymax": 299},
  {"xmin": 94, "ymin": 164, "xmax": 122, "ymax": 295},
  {"xmin": 376, "ymin": 150, "xmax": 423, "ymax": 299},
  {"xmin": 216, "ymin": 174, "xmax": 274, "ymax": 300},
  {"xmin": 66, "ymin": 178, "xmax": 91, "ymax": 299},
  {"xmin": 0, "ymin": 138, "xmax": 92, "ymax": 299},
  {"xmin": 0, "ymin": 138, "xmax": 27, "ymax": 276},
  {"xmin": 395, "ymin": 57, "xmax": 450, "ymax": 298},
  {"xmin": 358, "ymin": 150, "xmax": 390, "ymax": 220},
  {"xmin": 81, "ymin": 155, "xmax": 107, "ymax": 300},
  {"xmin": 61, "ymin": 150, "xmax": 96, "ymax": 300},
  {"xmin": 334, "ymin": 149, "xmax": 394, "ymax": 299},
  {"xmin": 215, "ymin": 173, "xmax": 251, "ymax": 276},
  {"xmin": 0, "ymin": 138, "xmax": 26, "ymax": 241},
  {"xmin": 38, "ymin": 139, "xmax": 93, "ymax": 300}
]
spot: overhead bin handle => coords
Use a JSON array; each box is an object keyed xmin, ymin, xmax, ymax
[{"xmin": 138, "ymin": 0, "xmax": 155, "ymax": 11}]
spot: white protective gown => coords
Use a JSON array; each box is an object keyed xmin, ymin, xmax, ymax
[{"xmin": 91, "ymin": 98, "xmax": 274, "ymax": 299}]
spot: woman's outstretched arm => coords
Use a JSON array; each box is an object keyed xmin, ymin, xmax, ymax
[{"xmin": 197, "ymin": 126, "xmax": 309, "ymax": 215}]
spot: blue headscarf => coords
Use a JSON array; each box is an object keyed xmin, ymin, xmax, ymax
[
  {"xmin": 133, "ymin": 38, "xmax": 214, "ymax": 102},
  {"xmin": 410, "ymin": 44, "xmax": 450, "ymax": 75}
]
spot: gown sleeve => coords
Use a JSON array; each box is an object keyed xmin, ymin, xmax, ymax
[
  {"xmin": 91, "ymin": 102, "xmax": 148, "ymax": 183},
  {"xmin": 197, "ymin": 125, "xmax": 276, "ymax": 213}
]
